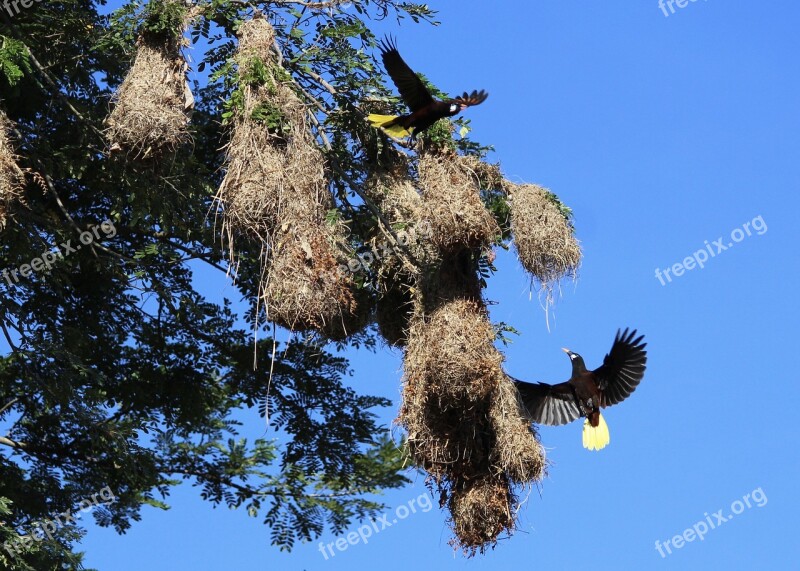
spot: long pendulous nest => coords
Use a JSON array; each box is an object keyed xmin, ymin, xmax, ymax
[
  {"xmin": 216, "ymin": 18, "xmax": 310, "ymax": 247},
  {"xmin": 346, "ymin": 140, "xmax": 562, "ymax": 551},
  {"xmin": 218, "ymin": 17, "xmax": 368, "ymax": 340},
  {"xmin": 398, "ymin": 272, "xmax": 545, "ymax": 554},
  {"xmin": 508, "ymin": 182, "xmax": 581, "ymax": 288},
  {"xmin": 0, "ymin": 110, "xmax": 25, "ymax": 229},
  {"xmin": 105, "ymin": 23, "xmax": 194, "ymax": 158},
  {"xmin": 363, "ymin": 145, "xmax": 551, "ymax": 552}
]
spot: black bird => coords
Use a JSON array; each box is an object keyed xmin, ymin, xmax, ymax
[
  {"xmin": 368, "ymin": 36, "xmax": 488, "ymax": 140},
  {"xmin": 510, "ymin": 329, "xmax": 647, "ymax": 451}
]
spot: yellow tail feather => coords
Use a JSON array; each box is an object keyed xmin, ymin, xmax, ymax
[
  {"xmin": 367, "ymin": 114, "xmax": 412, "ymax": 140},
  {"xmin": 582, "ymin": 414, "xmax": 610, "ymax": 451}
]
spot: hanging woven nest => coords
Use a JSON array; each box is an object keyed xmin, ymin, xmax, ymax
[
  {"xmin": 508, "ymin": 182, "xmax": 581, "ymax": 288},
  {"xmin": 216, "ymin": 17, "xmax": 369, "ymax": 340},
  {"xmin": 105, "ymin": 2, "xmax": 194, "ymax": 159}
]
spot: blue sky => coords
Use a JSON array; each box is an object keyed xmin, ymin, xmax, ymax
[{"xmin": 71, "ymin": 0, "xmax": 799, "ymax": 569}]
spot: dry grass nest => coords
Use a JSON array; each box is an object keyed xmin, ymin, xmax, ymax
[
  {"xmin": 385, "ymin": 149, "xmax": 554, "ymax": 553},
  {"xmin": 488, "ymin": 373, "xmax": 545, "ymax": 484},
  {"xmin": 263, "ymin": 219, "xmax": 372, "ymax": 341},
  {"xmin": 365, "ymin": 158, "xmax": 442, "ymax": 346},
  {"xmin": 399, "ymin": 369, "xmax": 493, "ymax": 479},
  {"xmin": 418, "ymin": 150, "xmax": 499, "ymax": 252},
  {"xmin": 448, "ymin": 473, "xmax": 515, "ymax": 555},
  {"xmin": 0, "ymin": 111, "xmax": 25, "ymax": 229},
  {"xmin": 398, "ymin": 300, "xmax": 545, "ymax": 484},
  {"xmin": 404, "ymin": 298, "xmax": 502, "ymax": 405},
  {"xmin": 364, "ymin": 158, "xmax": 439, "ymax": 265},
  {"xmin": 509, "ymin": 182, "xmax": 581, "ymax": 287},
  {"xmin": 397, "ymin": 283, "xmax": 545, "ymax": 550},
  {"xmin": 217, "ymin": 18, "xmax": 329, "ymax": 249},
  {"xmin": 214, "ymin": 18, "xmax": 368, "ymax": 340},
  {"xmin": 105, "ymin": 33, "xmax": 193, "ymax": 158}
]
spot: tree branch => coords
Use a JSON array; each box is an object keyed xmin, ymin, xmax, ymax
[{"xmin": 0, "ymin": 436, "xmax": 28, "ymax": 450}]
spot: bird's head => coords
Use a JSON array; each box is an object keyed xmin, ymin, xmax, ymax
[
  {"xmin": 447, "ymin": 102, "xmax": 466, "ymax": 116},
  {"xmin": 562, "ymin": 347, "xmax": 587, "ymax": 374}
]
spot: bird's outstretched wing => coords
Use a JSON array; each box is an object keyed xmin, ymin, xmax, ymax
[
  {"xmin": 379, "ymin": 36, "xmax": 435, "ymax": 112},
  {"xmin": 510, "ymin": 377, "xmax": 582, "ymax": 426},
  {"xmin": 594, "ymin": 328, "xmax": 648, "ymax": 408},
  {"xmin": 452, "ymin": 89, "xmax": 489, "ymax": 108}
]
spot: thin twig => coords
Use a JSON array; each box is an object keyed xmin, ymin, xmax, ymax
[{"xmin": 0, "ymin": 399, "xmax": 18, "ymax": 417}]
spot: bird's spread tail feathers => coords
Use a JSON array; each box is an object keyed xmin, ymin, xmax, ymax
[
  {"xmin": 582, "ymin": 413, "xmax": 610, "ymax": 451},
  {"xmin": 367, "ymin": 114, "xmax": 413, "ymax": 140}
]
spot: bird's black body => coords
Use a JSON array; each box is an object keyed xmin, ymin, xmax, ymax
[
  {"xmin": 389, "ymin": 100, "xmax": 462, "ymax": 135},
  {"xmin": 511, "ymin": 328, "xmax": 648, "ymax": 428},
  {"xmin": 371, "ymin": 37, "xmax": 488, "ymax": 138}
]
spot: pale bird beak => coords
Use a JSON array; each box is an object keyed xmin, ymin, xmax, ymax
[{"xmin": 561, "ymin": 348, "xmax": 571, "ymax": 354}]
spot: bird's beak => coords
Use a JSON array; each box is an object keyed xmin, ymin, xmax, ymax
[{"xmin": 561, "ymin": 348, "xmax": 571, "ymax": 354}]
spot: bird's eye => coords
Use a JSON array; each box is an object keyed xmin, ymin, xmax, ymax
[{"xmin": 449, "ymin": 104, "xmax": 458, "ymax": 113}]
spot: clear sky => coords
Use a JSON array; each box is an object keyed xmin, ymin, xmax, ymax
[{"xmin": 73, "ymin": 1, "xmax": 798, "ymax": 569}]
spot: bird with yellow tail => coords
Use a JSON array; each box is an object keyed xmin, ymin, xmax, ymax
[
  {"xmin": 509, "ymin": 329, "xmax": 648, "ymax": 451},
  {"xmin": 368, "ymin": 36, "xmax": 488, "ymax": 140}
]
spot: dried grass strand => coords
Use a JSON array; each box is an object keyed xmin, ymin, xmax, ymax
[{"xmin": 0, "ymin": 110, "xmax": 25, "ymax": 229}]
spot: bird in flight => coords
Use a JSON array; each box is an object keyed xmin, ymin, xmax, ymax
[
  {"xmin": 510, "ymin": 329, "xmax": 647, "ymax": 451},
  {"xmin": 368, "ymin": 36, "xmax": 488, "ymax": 140}
]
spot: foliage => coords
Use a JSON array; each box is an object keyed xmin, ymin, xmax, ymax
[
  {"xmin": 0, "ymin": 36, "xmax": 30, "ymax": 88},
  {"xmin": 0, "ymin": 0, "xmax": 457, "ymax": 567},
  {"xmin": 141, "ymin": 0, "xmax": 188, "ymax": 39},
  {"xmin": 542, "ymin": 188, "xmax": 574, "ymax": 223}
]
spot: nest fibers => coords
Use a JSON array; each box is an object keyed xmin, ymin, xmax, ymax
[
  {"xmin": 404, "ymin": 298, "xmax": 502, "ymax": 405},
  {"xmin": 217, "ymin": 18, "xmax": 302, "ymax": 245},
  {"xmin": 398, "ymin": 292, "xmax": 545, "ymax": 553},
  {"xmin": 364, "ymin": 159, "xmax": 439, "ymax": 346},
  {"xmin": 218, "ymin": 18, "xmax": 368, "ymax": 339},
  {"xmin": 264, "ymin": 219, "xmax": 371, "ymax": 340},
  {"xmin": 0, "ymin": 110, "xmax": 24, "ymax": 229},
  {"xmin": 448, "ymin": 473, "xmax": 515, "ymax": 553},
  {"xmin": 509, "ymin": 183, "xmax": 581, "ymax": 288},
  {"xmin": 418, "ymin": 149, "xmax": 499, "ymax": 252},
  {"xmin": 488, "ymin": 373, "xmax": 545, "ymax": 484},
  {"xmin": 105, "ymin": 24, "xmax": 193, "ymax": 158}
]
